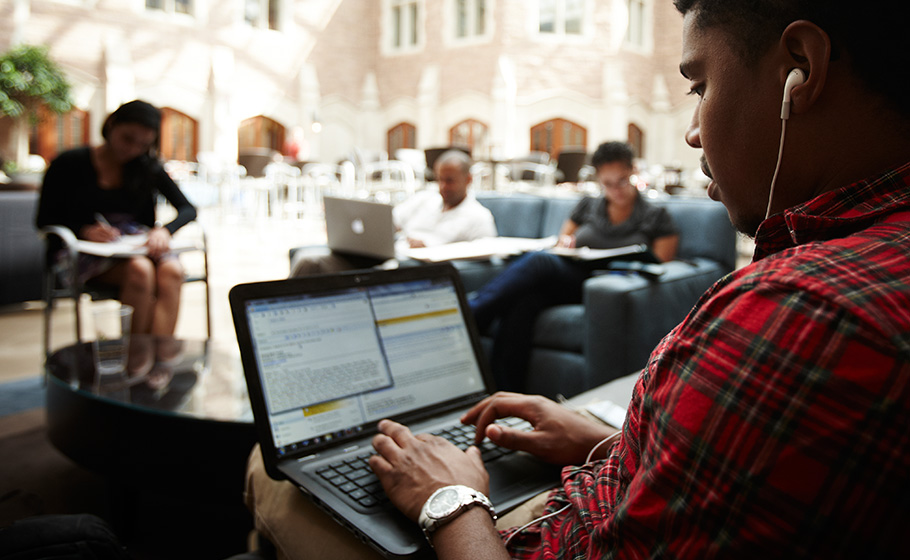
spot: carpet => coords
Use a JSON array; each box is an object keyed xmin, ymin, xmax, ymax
[
  {"xmin": 0, "ymin": 408, "xmax": 109, "ymax": 527},
  {"xmin": 0, "ymin": 376, "xmax": 45, "ymax": 417}
]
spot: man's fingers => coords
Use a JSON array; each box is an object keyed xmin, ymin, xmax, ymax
[
  {"xmin": 467, "ymin": 394, "xmax": 545, "ymax": 445},
  {"xmin": 485, "ymin": 423, "xmax": 538, "ymax": 454},
  {"xmin": 368, "ymin": 452, "xmax": 392, "ymax": 475},
  {"xmin": 377, "ymin": 419, "xmax": 417, "ymax": 446}
]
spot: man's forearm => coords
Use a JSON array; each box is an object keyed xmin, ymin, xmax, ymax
[{"xmin": 431, "ymin": 507, "xmax": 511, "ymax": 560}]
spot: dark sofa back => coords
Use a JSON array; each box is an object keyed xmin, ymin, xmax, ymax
[
  {"xmin": 652, "ymin": 197, "xmax": 737, "ymax": 273},
  {"xmin": 0, "ymin": 190, "xmax": 45, "ymax": 305}
]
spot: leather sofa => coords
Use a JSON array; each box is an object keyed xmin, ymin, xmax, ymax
[
  {"xmin": 0, "ymin": 188, "xmax": 45, "ymax": 306},
  {"xmin": 462, "ymin": 191, "xmax": 738, "ymax": 399}
]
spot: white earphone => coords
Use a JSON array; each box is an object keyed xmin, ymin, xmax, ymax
[
  {"xmin": 766, "ymin": 68, "xmax": 807, "ymax": 219},
  {"xmin": 781, "ymin": 68, "xmax": 807, "ymax": 120}
]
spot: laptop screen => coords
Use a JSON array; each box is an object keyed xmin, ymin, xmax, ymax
[{"xmin": 242, "ymin": 275, "xmax": 486, "ymax": 457}]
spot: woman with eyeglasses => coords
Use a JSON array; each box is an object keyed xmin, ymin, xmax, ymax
[{"xmin": 469, "ymin": 141, "xmax": 679, "ymax": 391}]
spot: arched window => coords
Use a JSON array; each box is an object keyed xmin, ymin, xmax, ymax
[
  {"xmin": 387, "ymin": 122, "xmax": 416, "ymax": 157},
  {"xmin": 30, "ymin": 106, "xmax": 90, "ymax": 164},
  {"xmin": 160, "ymin": 107, "xmax": 198, "ymax": 162},
  {"xmin": 239, "ymin": 116, "xmax": 286, "ymax": 154},
  {"xmin": 530, "ymin": 118, "xmax": 586, "ymax": 161},
  {"xmin": 627, "ymin": 123, "xmax": 644, "ymax": 158},
  {"xmin": 449, "ymin": 119, "xmax": 487, "ymax": 155}
]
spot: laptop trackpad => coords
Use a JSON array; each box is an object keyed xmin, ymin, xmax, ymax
[{"xmin": 487, "ymin": 452, "xmax": 561, "ymax": 514}]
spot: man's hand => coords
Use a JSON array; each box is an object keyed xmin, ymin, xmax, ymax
[
  {"xmin": 369, "ymin": 419, "xmax": 489, "ymax": 521},
  {"xmin": 145, "ymin": 227, "xmax": 171, "ymax": 259},
  {"xmin": 407, "ymin": 237, "xmax": 426, "ymax": 248},
  {"xmin": 461, "ymin": 392, "xmax": 617, "ymax": 466}
]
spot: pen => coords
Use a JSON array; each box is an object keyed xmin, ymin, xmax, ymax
[
  {"xmin": 94, "ymin": 213, "xmax": 112, "ymax": 227},
  {"xmin": 94, "ymin": 213, "xmax": 120, "ymax": 240}
]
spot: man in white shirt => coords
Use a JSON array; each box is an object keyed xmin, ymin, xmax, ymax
[{"xmin": 291, "ymin": 149, "xmax": 496, "ymax": 276}]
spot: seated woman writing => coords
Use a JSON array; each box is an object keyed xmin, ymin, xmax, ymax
[
  {"xmin": 36, "ymin": 100, "xmax": 197, "ymax": 336},
  {"xmin": 469, "ymin": 141, "xmax": 679, "ymax": 391}
]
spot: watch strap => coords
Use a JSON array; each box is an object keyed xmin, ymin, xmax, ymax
[{"xmin": 418, "ymin": 485, "xmax": 496, "ymax": 546}]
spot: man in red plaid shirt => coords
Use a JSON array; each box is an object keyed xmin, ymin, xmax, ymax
[{"xmin": 245, "ymin": 0, "xmax": 910, "ymax": 557}]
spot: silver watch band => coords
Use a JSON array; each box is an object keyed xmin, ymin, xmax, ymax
[{"xmin": 418, "ymin": 485, "xmax": 496, "ymax": 547}]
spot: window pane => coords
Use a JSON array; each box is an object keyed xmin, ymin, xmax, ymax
[
  {"xmin": 539, "ymin": 0, "xmax": 555, "ymax": 33},
  {"xmin": 627, "ymin": 0, "xmax": 644, "ymax": 45},
  {"xmin": 392, "ymin": 6, "xmax": 402, "ymax": 47},
  {"xmin": 408, "ymin": 2, "xmax": 418, "ymax": 45},
  {"xmin": 175, "ymin": 0, "xmax": 191, "ymax": 14},
  {"xmin": 245, "ymin": 0, "xmax": 260, "ymax": 26},
  {"xmin": 457, "ymin": 0, "xmax": 468, "ymax": 38},
  {"xmin": 565, "ymin": 0, "xmax": 583, "ymax": 34},
  {"xmin": 268, "ymin": 0, "xmax": 279, "ymax": 29},
  {"xmin": 146, "ymin": 0, "xmax": 165, "ymax": 10},
  {"xmin": 476, "ymin": 0, "xmax": 486, "ymax": 35}
]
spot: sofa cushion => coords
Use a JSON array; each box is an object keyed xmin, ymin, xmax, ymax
[
  {"xmin": 654, "ymin": 197, "xmax": 736, "ymax": 272},
  {"xmin": 475, "ymin": 193, "xmax": 547, "ymax": 238},
  {"xmin": 532, "ymin": 304, "xmax": 585, "ymax": 353},
  {"xmin": 539, "ymin": 196, "xmax": 581, "ymax": 238},
  {"xmin": 0, "ymin": 190, "xmax": 45, "ymax": 305}
]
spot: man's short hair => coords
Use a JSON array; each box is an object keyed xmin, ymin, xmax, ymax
[
  {"xmin": 673, "ymin": 0, "xmax": 910, "ymax": 118},
  {"xmin": 435, "ymin": 149, "xmax": 473, "ymax": 176},
  {"xmin": 591, "ymin": 142, "xmax": 635, "ymax": 169}
]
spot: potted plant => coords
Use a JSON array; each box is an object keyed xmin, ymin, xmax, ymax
[{"xmin": 0, "ymin": 44, "xmax": 74, "ymax": 177}]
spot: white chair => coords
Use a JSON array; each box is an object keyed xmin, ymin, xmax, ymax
[
  {"xmin": 362, "ymin": 159, "xmax": 417, "ymax": 203},
  {"xmin": 39, "ymin": 224, "xmax": 211, "ymax": 360}
]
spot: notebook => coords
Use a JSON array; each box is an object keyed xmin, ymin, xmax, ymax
[
  {"xmin": 323, "ymin": 195, "xmax": 397, "ymax": 260},
  {"xmin": 230, "ymin": 263, "xmax": 560, "ymax": 559}
]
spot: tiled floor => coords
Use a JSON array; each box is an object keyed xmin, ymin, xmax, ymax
[{"xmin": 0, "ymin": 206, "xmax": 327, "ymax": 384}]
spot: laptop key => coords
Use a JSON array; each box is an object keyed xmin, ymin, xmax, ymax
[
  {"xmin": 348, "ymin": 468, "xmax": 371, "ymax": 481},
  {"xmin": 358, "ymin": 495, "xmax": 378, "ymax": 507}
]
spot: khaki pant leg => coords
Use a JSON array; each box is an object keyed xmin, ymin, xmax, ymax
[
  {"xmin": 244, "ymin": 445, "xmax": 385, "ymax": 560},
  {"xmin": 495, "ymin": 488, "xmax": 554, "ymax": 530}
]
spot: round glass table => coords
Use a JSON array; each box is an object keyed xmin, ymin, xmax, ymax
[{"xmin": 44, "ymin": 336, "xmax": 258, "ymax": 558}]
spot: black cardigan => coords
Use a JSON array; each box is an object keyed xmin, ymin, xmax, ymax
[{"xmin": 36, "ymin": 147, "xmax": 196, "ymax": 237}]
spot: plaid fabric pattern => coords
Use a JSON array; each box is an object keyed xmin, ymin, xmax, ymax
[{"xmin": 503, "ymin": 161, "xmax": 910, "ymax": 559}]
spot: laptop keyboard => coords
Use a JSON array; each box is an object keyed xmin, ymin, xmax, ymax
[{"xmin": 314, "ymin": 417, "xmax": 533, "ymax": 509}]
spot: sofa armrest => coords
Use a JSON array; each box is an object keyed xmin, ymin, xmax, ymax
[{"xmin": 582, "ymin": 259, "xmax": 726, "ymax": 386}]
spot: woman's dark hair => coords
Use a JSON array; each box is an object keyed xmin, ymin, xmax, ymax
[
  {"xmin": 101, "ymin": 100, "xmax": 162, "ymax": 144},
  {"xmin": 673, "ymin": 0, "xmax": 910, "ymax": 118},
  {"xmin": 591, "ymin": 141, "xmax": 635, "ymax": 169},
  {"xmin": 101, "ymin": 100, "xmax": 164, "ymax": 195}
]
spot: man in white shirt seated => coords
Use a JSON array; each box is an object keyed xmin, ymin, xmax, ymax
[{"xmin": 291, "ymin": 149, "xmax": 497, "ymax": 276}]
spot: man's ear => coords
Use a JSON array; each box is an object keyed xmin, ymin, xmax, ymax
[{"xmin": 780, "ymin": 20, "xmax": 831, "ymax": 115}]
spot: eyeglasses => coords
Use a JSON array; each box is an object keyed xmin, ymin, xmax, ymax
[{"xmin": 600, "ymin": 177, "xmax": 634, "ymax": 190}]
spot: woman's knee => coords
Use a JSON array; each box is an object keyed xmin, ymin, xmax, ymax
[
  {"xmin": 156, "ymin": 259, "xmax": 185, "ymax": 290},
  {"xmin": 122, "ymin": 258, "xmax": 156, "ymax": 292}
]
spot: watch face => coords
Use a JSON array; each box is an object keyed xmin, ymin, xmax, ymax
[{"xmin": 429, "ymin": 488, "xmax": 461, "ymax": 518}]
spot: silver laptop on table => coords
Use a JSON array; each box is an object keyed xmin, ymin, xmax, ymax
[
  {"xmin": 230, "ymin": 263, "xmax": 559, "ymax": 559},
  {"xmin": 323, "ymin": 195, "xmax": 397, "ymax": 260}
]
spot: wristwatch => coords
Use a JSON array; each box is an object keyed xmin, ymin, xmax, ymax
[{"xmin": 418, "ymin": 485, "xmax": 496, "ymax": 546}]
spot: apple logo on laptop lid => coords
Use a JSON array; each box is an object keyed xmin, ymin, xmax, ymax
[{"xmin": 351, "ymin": 218, "xmax": 365, "ymax": 234}]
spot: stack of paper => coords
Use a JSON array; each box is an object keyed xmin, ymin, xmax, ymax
[{"xmin": 76, "ymin": 233, "xmax": 200, "ymax": 258}]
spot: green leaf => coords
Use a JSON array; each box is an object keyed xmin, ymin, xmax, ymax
[{"xmin": 0, "ymin": 44, "xmax": 73, "ymax": 119}]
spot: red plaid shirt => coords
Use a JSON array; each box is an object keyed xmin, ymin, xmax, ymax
[{"xmin": 504, "ymin": 161, "xmax": 910, "ymax": 558}]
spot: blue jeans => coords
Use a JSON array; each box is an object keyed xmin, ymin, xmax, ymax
[{"xmin": 469, "ymin": 252, "xmax": 591, "ymax": 391}]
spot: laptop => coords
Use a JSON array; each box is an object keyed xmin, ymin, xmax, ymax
[
  {"xmin": 323, "ymin": 195, "xmax": 397, "ymax": 260},
  {"xmin": 230, "ymin": 263, "xmax": 560, "ymax": 559}
]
